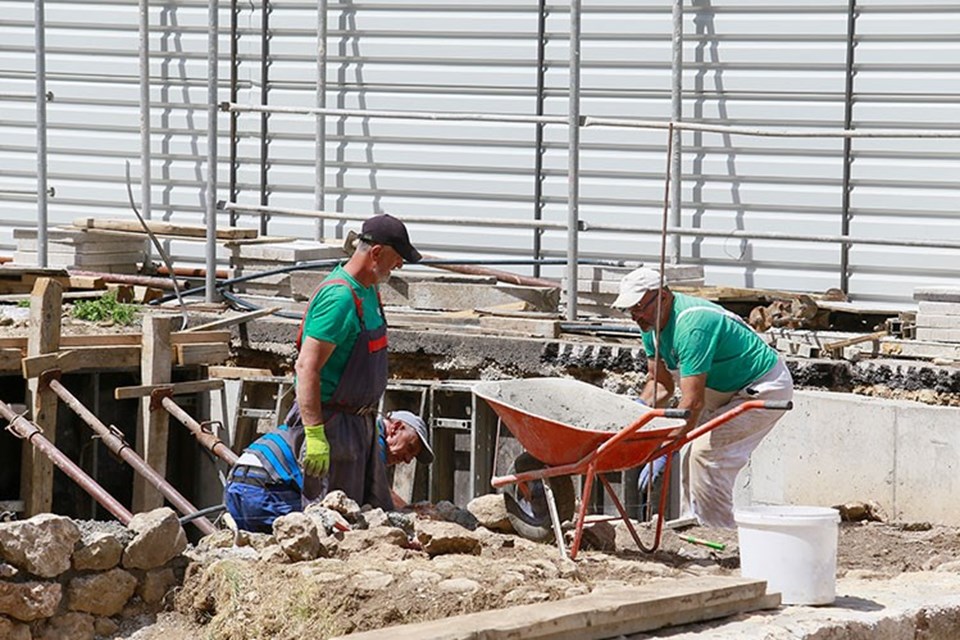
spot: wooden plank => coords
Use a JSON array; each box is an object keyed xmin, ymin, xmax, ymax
[
  {"xmin": 0, "ymin": 330, "xmax": 230, "ymax": 351},
  {"xmin": 22, "ymin": 346, "xmax": 142, "ymax": 378},
  {"xmin": 22, "ymin": 278, "xmax": 62, "ymax": 516},
  {"xmin": 208, "ymin": 365, "xmax": 275, "ymax": 379},
  {"xmin": 171, "ymin": 330, "xmax": 231, "ymax": 345},
  {"xmin": 133, "ymin": 316, "xmax": 174, "ymax": 511},
  {"xmin": 0, "ymin": 349, "xmax": 23, "ymax": 373},
  {"xmin": 68, "ymin": 274, "xmax": 106, "ymax": 290},
  {"xmin": 175, "ymin": 342, "xmax": 231, "ymax": 366},
  {"xmin": 114, "ymin": 378, "xmax": 225, "ymax": 400},
  {"xmin": 332, "ymin": 576, "xmax": 777, "ymax": 640},
  {"xmin": 73, "ymin": 217, "xmax": 258, "ymax": 241},
  {"xmin": 184, "ymin": 307, "xmax": 281, "ymax": 332}
]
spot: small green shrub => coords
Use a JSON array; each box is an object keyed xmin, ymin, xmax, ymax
[{"xmin": 71, "ymin": 291, "xmax": 139, "ymax": 326}]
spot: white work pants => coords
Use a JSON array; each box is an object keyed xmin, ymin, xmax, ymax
[{"xmin": 680, "ymin": 359, "xmax": 793, "ymax": 529}]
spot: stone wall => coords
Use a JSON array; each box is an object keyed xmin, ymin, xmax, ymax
[{"xmin": 0, "ymin": 508, "xmax": 188, "ymax": 640}]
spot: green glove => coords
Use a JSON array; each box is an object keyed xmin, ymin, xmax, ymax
[{"xmin": 303, "ymin": 424, "xmax": 330, "ymax": 477}]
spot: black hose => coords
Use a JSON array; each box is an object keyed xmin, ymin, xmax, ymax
[{"xmin": 179, "ymin": 503, "xmax": 227, "ymax": 525}]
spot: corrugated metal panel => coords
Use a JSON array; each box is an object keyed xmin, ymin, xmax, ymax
[{"xmin": 0, "ymin": 0, "xmax": 957, "ymax": 307}]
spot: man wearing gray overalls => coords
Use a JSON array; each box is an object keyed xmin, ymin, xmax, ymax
[{"xmin": 284, "ymin": 214, "xmax": 421, "ymax": 510}]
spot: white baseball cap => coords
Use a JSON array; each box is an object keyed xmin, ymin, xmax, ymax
[
  {"xmin": 389, "ymin": 410, "xmax": 434, "ymax": 464},
  {"xmin": 611, "ymin": 267, "xmax": 663, "ymax": 309}
]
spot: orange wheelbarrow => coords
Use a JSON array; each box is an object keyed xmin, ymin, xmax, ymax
[{"xmin": 473, "ymin": 378, "xmax": 792, "ymax": 559}]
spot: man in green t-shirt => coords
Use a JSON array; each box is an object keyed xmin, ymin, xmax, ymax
[
  {"xmin": 612, "ymin": 267, "xmax": 793, "ymax": 528},
  {"xmin": 286, "ymin": 213, "xmax": 422, "ymax": 511}
]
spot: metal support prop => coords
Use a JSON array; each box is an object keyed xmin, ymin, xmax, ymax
[
  {"xmin": 205, "ymin": 0, "xmax": 220, "ymax": 304},
  {"xmin": 839, "ymin": 0, "xmax": 858, "ymax": 294},
  {"xmin": 565, "ymin": 0, "xmax": 582, "ymax": 321},
  {"xmin": 155, "ymin": 391, "xmax": 239, "ymax": 467},
  {"xmin": 47, "ymin": 377, "xmax": 216, "ymax": 535},
  {"xmin": 35, "ymin": 0, "xmax": 49, "ymax": 268},
  {"xmin": 0, "ymin": 399, "xmax": 132, "ymax": 524}
]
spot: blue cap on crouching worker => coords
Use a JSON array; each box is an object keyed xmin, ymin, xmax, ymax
[
  {"xmin": 390, "ymin": 410, "xmax": 434, "ymax": 464},
  {"xmin": 360, "ymin": 214, "xmax": 422, "ymax": 263},
  {"xmin": 611, "ymin": 267, "xmax": 663, "ymax": 309}
]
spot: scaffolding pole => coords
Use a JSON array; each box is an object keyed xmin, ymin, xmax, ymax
[
  {"xmin": 565, "ymin": 0, "xmax": 582, "ymax": 321},
  {"xmin": 34, "ymin": 0, "xmax": 48, "ymax": 268},
  {"xmin": 205, "ymin": 0, "xmax": 219, "ymax": 304}
]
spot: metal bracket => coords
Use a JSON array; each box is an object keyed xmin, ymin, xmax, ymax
[
  {"xmin": 200, "ymin": 419, "xmax": 223, "ymax": 435},
  {"xmin": 149, "ymin": 387, "xmax": 175, "ymax": 412},
  {"xmin": 37, "ymin": 369, "xmax": 62, "ymax": 393}
]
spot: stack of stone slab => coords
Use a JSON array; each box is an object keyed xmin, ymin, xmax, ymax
[
  {"xmin": 231, "ymin": 240, "xmax": 347, "ymax": 297},
  {"xmin": 12, "ymin": 228, "xmax": 146, "ymax": 273},
  {"xmin": 913, "ymin": 287, "xmax": 960, "ymax": 343},
  {"xmin": 562, "ymin": 263, "xmax": 705, "ymax": 316}
]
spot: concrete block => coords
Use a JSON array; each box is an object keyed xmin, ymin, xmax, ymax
[
  {"xmin": 407, "ymin": 282, "xmax": 559, "ymax": 313},
  {"xmin": 914, "ymin": 287, "xmax": 960, "ymax": 303},
  {"xmin": 919, "ymin": 301, "xmax": 960, "ymax": 316},
  {"xmin": 288, "ymin": 270, "xmax": 333, "ymax": 301},
  {"xmin": 915, "ymin": 314, "xmax": 960, "ymax": 329},
  {"xmin": 736, "ymin": 390, "xmax": 896, "ymax": 515},
  {"xmin": 915, "ymin": 327, "xmax": 960, "ymax": 343},
  {"xmin": 895, "ymin": 403, "xmax": 960, "ymax": 524},
  {"xmin": 13, "ymin": 228, "xmax": 134, "ymax": 247},
  {"xmin": 232, "ymin": 240, "xmax": 345, "ymax": 262}
]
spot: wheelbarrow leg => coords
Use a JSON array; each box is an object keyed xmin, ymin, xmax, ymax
[
  {"xmin": 597, "ymin": 453, "xmax": 674, "ymax": 554},
  {"xmin": 541, "ymin": 479, "xmax": 567, "ymax": 559},
  {"xmin": 569, "ymin": 464, "xmax": 597, "ymax": 560}
]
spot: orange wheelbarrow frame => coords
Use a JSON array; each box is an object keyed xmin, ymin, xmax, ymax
[{"xmin": 477, "ymin": 381, "xmax": 792, "ymax": 559}]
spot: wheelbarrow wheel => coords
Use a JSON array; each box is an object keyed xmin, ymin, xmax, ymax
[{"xmin": 503, "ymin": 453, "xmax": 575, "ymax": 542}]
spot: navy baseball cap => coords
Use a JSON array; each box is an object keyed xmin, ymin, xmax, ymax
[{"xmin": 360, "ymin": 214, "xmax": 422, "ymax": 263}]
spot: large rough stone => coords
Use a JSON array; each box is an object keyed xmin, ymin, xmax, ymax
[
  {"xmin": 122, "ymin": 508, "xmax": 187, "ymax": 570},
  {"xmin": 72, "ymin": 533, "xmax": 123, "ymax": 571},
  {"xmin": 0, "ymin": 514, "xmax": 81, "ymax": 577},
  {"xmin": 67, "ymin": 568, "xmax": 137, "ymax": 616},
  {"xmin": 414, "ymin": 520, "xmax": 482, "ymax": 557},
  {"xmin": 0, "ymin": 581, "xmax": 62, "ymax": 621},
  {"xmin": 320, "ymin": 490, "xmax": 362, "ymax": 522},
  {"xmin": 0, "ymin": 615, "xmax": 31, "ymax": 640},
  {"xmin": 466, "ymin": 494, "xmax": 514, "ymax": 533},
  {"xmin": 137, "ymin": 567, "xmax": 177, "ymax": 605},
  {"xmin": 272, "ymin": 512, "xmax": 324, "ymax": 562},
  {"xmin": 35, "ymin": 611, "xmax": 95, "ymax": 640},
  {"xmin": 337, "ymin": 528, "xmax": 409, "ymax": 556},
  {"xmin": 94, "ymin": 616, "xmax": 119, "ymax": 637}
]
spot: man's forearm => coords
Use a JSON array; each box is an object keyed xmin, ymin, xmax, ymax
[{"xmin": 296, "ymin": 373, "xmax": 323, "ymax": 426}]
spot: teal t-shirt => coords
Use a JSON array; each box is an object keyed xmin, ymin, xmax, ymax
[
  {"xmin": 301, "ymin": 265, "xmax": 385, "ymax": 401},
  {"xmin": 641, "ymin": 292, "xmax": 778, "ymax": 393}
]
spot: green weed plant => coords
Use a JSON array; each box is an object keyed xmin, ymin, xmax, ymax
[{"xmin": 71, "ymin": 291, "xmax": 138, "ymax": 326}]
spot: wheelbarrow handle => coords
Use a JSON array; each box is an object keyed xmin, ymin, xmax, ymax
[
  {"xmin": 663, "ymin": 408, "xmax": 691, "ymax": 420},
  {"xmin": 762, "ymin": 400, "xmax": 793, "ymax": 411}
]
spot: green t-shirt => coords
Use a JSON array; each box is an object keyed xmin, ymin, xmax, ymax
[
  {"xmin": 301, "ymin": 265, "xmax": 385, "ymax": 401},
  {"xmin": 641, "ymin": 292, "xmax": 779, "ymax": 393}
]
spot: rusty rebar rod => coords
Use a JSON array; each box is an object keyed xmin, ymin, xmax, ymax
[
  {"xmin": 47, "ymin": 379, "xmax": 216, "ymax": 535},
  {"xmin": 160, "ymin": 395, "xmax": 239, "ymax": 467},
  {"xmin": 0, "ymin": 400, "xmax": 133, "ymax": 524}
]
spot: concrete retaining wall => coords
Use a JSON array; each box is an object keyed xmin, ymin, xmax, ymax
[{"xmin": 735, "ymin": 390, "xmax": 960, "ymax": 524}]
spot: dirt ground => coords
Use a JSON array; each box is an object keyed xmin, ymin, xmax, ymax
[{"xmin": 114, "ymin": 517, "xmax": 960, "ymax": 640}]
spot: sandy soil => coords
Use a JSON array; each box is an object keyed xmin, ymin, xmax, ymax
[{"xmin": 111, "ymin": 517, "xmax": 960, "ymax": 640}]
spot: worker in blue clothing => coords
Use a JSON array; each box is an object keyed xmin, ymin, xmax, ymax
[{"xmin": 224, "ymin": 409, "xmax": 433, "ymax": 533}]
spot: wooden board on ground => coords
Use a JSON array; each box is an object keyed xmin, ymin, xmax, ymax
[
  {"xmin": 0, "ymin": 348, "xmax": 23, "ymax": 373},
  {"xmin": 73, "ymin": 217, "xmax": 258, "ymax": 241},
  {"xmin": 0, "ymin": 330, "xmax": 230, "ymax": 351},
  {"xmin": 332, "ymin": 576, "xmax": 778, "ymax": 640},
  {"xmin": 184, "ymin": 307, "xmax": 281, "ymax": 332}
]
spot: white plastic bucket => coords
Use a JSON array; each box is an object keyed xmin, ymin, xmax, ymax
[{"xmin": 734, "ymin": 505, "xmax": 840, "ymax": 605}]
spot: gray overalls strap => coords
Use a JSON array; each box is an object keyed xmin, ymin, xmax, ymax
[{"xmin": 285, "ymin": 277, "xmax": 393, "ymax": 511}]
